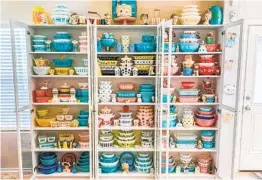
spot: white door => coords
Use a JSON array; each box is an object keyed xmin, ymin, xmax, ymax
[
  {"xmin": 217, "ymin": 20, "xmax": 243, "ymax": 179},
  {"xmin": 240, "ymin": 26, "xmax": 262, "ymax": 170}
]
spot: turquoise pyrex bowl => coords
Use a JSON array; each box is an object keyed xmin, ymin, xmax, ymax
[
  {"xmin": 52, "ymin": 59, "xmax": 73, "ymax": 67},
  {"xmin": 179, "ymin": 42, "xmax": 200, "ymax": 52},
  {"xmin": 161, "ymin": 165, "xmax": 176, "ymax": 173},
  {"xmin": 142, "ymin": 35, "xmax": 155, "ymax": 43},
  {"xmin": 140, "ymin": 92, "xmax": 155, "ymax": 102},
  {"xmin": 140, "ymin": 84, "xmax": 153, "ymax": 89},
  {"xmin": 52, "ymin": 39, "xmax": 73, "ymax": 52},
  {"xmin": 80, "ymin": 110, "xmax": 89, "ymax": 115},
  {"xmin": 101, "ymin": 38, "xmax": 116, "ymax": 47},
  {"xmin": 135, "ymin": 43, "xmax": 156, "ymax": 52},
  {"xmin": 200, "ymin": 130, "xmax": 215, "ymax": 136},
  {"xmin": 77, "ymin": 164, "xmax": 90, "ymax": 172},
  {"xmin": 116, "ymin": 91, "xmax": 137, "ymax": 97},
  {"xmin": 40, "ymin": 152, "xmax": 56, "ymax": 160},
  {"xmin": 40, "ymin": 156, "xmax": 57, "ymax": 166},
  {"xmin": 32, "ymin": 35, "xmax": 47, "ymax": 40},
  {"xmin": 202, "ymin": 141, "xmax": 215, "ymax": 148}
]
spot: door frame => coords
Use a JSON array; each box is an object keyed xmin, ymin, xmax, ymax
[{"xmin": 232, "ymin": 19, "xmax": 262, "ymax": 176}]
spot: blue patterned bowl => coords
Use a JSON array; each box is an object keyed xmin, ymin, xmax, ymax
[
  {"xmin": 32, "ymin": 35, "xmax": 47, "ymax": 40},
  {"xmin": 32, "ymin": 40, "xmax": 46, "ymax": 45},
  {"xmin": 202, "ymin": 141, "xmax": 215, "ymax": 148},
  {"xmin": 140, "ymin": 92, "xmax": 155, "ymax": 102},
  {"xmin": 180, "ymin": 33, "xmax": 198, "ymax": 39},
  {"xmin": 161, "ymin": 165, "xmax": 176, "ymax": 173},
  {"xmin": 52, "ymin": 15, "xmax": 70, "ymax": 25},
  {"xmin": 40, "ymin": 152, "xmax": 56, "ymax": 160},
  {"xmin": 201, "ymin": 130, "xmax": 215, "ymax": 136},
  {"xmin": 164, "ymin": 43, "xmax": 177, "ymax": 52},
  {"xmin": 32, "ymin": 45, "xmax": 46, "ymax": 52},
  {"xmin": 77, "ymin": 164, "xmax": 90, "ymax": 172},
  {"xmin": 39, "ymin": 164, "xmax": 57, "ymax": 174},
  {"xmin": 52, "ymin": 59, "xmax": 73, "ymax": 67},
  {"xmin": 52, "ymin": 40, "xmax": 73, "ymax": 52},
  {"xmin": 179, "ymin": 42, "xmax": 199, "ymax": 52},
  {"xmin": 142, "ymin": 35, "xmax": 155, "ymax": 43},
  {"xmin": 135, "ymin": 43, "xmax": 156, "ymax": 52}
]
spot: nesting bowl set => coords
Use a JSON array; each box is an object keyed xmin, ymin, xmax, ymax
[
  {"xmin": 77, "ymin": 152, "xmax": 90, "ymax": 172},
  {"xmin": 52, "ymin": 4, "xmax": 71, "ymax": 24},
  {"xmin": 161, "ymin": 154, "xmax": 176, "ymax": 173},
  {"xmin": 32, "ymin": 35, "xmax": 48, "ymax": 52},
  {"xmin": 139, "ymin": 84, "xmax": 155, "ymax": 103},
  {"xmin": 134, "ymin": 153, "xmax": 153, "ymax": 173},
  {"xmin": 38, "ymin": 152, "xmax": 58, "ymax": 174},
  {"xmin": 134, "ymin": 35, "xmax": 156, "ymax": 52},
  {"xmin": 99, "ymin": 153, "xmax": 119, "ymax": 173},
  {"xmin": 195, "ymin": 107, "xmax": 216, "ymax": 127},
  {"xmin": 179, "ymin": 31, "xmax": 200, "ymax": 52}
]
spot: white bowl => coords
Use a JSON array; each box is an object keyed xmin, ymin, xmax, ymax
[
  {"xmin": 78, "ymin": 83, "xmax": 88, "ymax": 89},
  {"xmin": 180, "ymin": 15, "xmax": 201, "ymax": 25},
  {"xmin": 181, "ymin": 12, "xmax": 200, "ymax": 17},
  {"xmin": 74, "ymin": 67, "xmax": 88, "ymax": 75},
  {"xmin": 59, "ymin": 96, "xmax": 70, "ymax": 102},
  {"xmin": 33, "ymin": 66, "xmax": 50, "ymax": 75},
  {"xmin": 184, "ymin": 5, "xmax": 199, "ymax": 9},
  {"xmin": 182, "ymin": 7, "xmax": 199, "ymax": 13}
]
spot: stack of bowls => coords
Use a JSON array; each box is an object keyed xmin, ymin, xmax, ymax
[
  {"xmin": 179, "ymin": 31, "xmax": 200, "ymax": 52},
  {"xmin": 38, "ymin": 152, "xmax": 57, "ymax": 174},
  {"xmin": 200, "ymin": 130, "xmax": 215, "ymax": 149},
  {"xmin": 33, "ymin": 58, "xmax": 50, "ymax": 75},
  {"xmin": 161, "ymin": 154, "xmax": 176, "ymax": 173},
  {"xmin": 195, "ymin": 107, "xmax": 216, "ymax": 127},
  {"xmin": 99, "ymin": 153, "xmax": 119, "ymax": 173},
  {"xmin": 58, "ymin": 83, "xmax": 71, "ymax": 102},
  {"xmin": 52, "ymin": 32, "xmax": 73, "ymax": 52},
  {"xmin": 134, "ymin": 153, "xmax": 153, "ymax": 173},
  {"xmin": 52, "ymin": 4, "xmax": 71, "ymax": 25},
  {"xmin": 115, "ymin": 130, "xmax": 136, "ymax": 148},
  {"xmin": 76, "ymin": 83, "xmax": 89, "ymax": 103},
  {"xmin": 197, "ymin": 154, "xmax": 212, "ymax": 173},
  {"xmin": 79, "ymin": 33, "xmax": 88, "ymax": 52},
  {"xmin": 141, "ymin": 131, "xmax": 154, "ymax": 148},
  {"xmin": 134, "ymin": 35, "xmax": 156, "ymax": 52},
  {"xmin": 179, "ymin": 5, "xmax": 201, "ymax": 25},
  {"xmin": 139, "ymin": 84, "xmax": 155, "ymax": 103},
  {"xmin": 78, "ymin": 110, "xmax": 89, "ymax": 127},
  {"xmin": 32, "ymin": 35, "xmax": 47, "ymax": 52},
  {"xmin": 52, "ymin": 56, "xmax": 73, "ymax": 75},
  {"xmin": 77, "ymin": 152, "xmax": 90, "ymax": 172},
  {"xmin": 99, "ymin": 130, "xmax": 114, "ymax": 148}
]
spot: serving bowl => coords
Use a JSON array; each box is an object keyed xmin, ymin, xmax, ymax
[
  {"xmin": 181, "ymin": 81, "xmax": 195, "ymax": 89},
  {"xmin": 135, "ymin": 43, "xmax": 156, "ymax": 52},
  {"xmin": 52, "ymin": 39, "xmax": 73, "ymax": 52},
  {"xmin": 179, "ymin": 42, "xmax": 199, "ymax": 52},
  {"xmin": 39, "ymin": 164, "xmax": 57, "ymax": 174},
  {"xmin": 54, "ymin": 68, "xmax": 70, "ymax": 75},
  {"xmin": 32, "ymin": 35, "xmax": 47, "ymax": 40},
  {"xmin": 206, "ymin": 44, "xmax": 220, "ymax": 52},
  {"xmin": 52, "ymin": 15, "xmax": 70, "ymax": 25},
  {"xmin": 179, "ymin": 15, "xmax": 201, "ymax": 25},
  {"xmin": 33, "ymin": 66, "xmax": 50, "ymax": 75},
  {"xmin": 77, "ymin": 164, "xmax": 90, "ymax": 172},
  {"xmin": 37, "ymin": 109, "xmax": 48, "ymax": 117},
  {"xmin": 40, "ymin": 156, "xmax": 57, "ymax": 166},
  {"xmin": 36, "ymin": 117, "xmax": 55, "ymax": 127},
  {"xmin": 53, "ymin": 59, "xmax": 73, "ymax": 67},
  {"xmin": 195, "ymin": 118, "xmax": 215, "ymax": 127},
  {"xmin": 117, "ymin": 83, "xmax": 136, "ymax": 91},
  {"xmin": 34, "ymin": 58, "xmax": 49, "ymax": 66},
  {"xmin": 75, "ymin": 67, "xmax": 88, "ymax": 75},
  {"xmin": 40, "ymin": 152, "xmax": 56, "ymax": 160},
  {"xmin": 32, "ymin": 45, "xmax": 46, "ymax": 52},
  {"xmin": 32, "ymin": 40, "xmax": 46, "ymax": 45}
]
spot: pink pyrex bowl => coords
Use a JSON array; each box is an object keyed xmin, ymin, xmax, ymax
[
  {"xmin": 117, "ymin": 83, "xmax": 136, "ymax": 91},
  {"xmin": 195, "ymin": 118, "xmax": 216, "ymax": 127}
]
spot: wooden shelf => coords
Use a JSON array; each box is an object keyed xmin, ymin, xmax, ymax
[
  {"xmin": 36, "ymin": 172, "xmax": 90, "ymax": 177},
  {"xmin": 98, "ymin": 103, "xmax": 155, "ymax": 106},
  {"xmin": 34, "ymin": 127, "xmax": 89, "ymax": 131},
  {"xmin": 31, "ymin": 75, "xmax": 89, "ymax": 78}
]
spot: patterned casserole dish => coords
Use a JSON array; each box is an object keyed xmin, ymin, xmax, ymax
[
  {"xmin": 132, "ymin": 56, "xmax": 155, "ymax": 60},
  {"xmin": 133, "ymin": 60, "xmax": 155, "ymax": 65}
]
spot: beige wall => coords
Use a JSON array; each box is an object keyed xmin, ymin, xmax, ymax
[{"xmin": 1, "ymin": 0, "xmax": 223, "ymax": 24}]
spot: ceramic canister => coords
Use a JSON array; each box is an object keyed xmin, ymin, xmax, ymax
[{"xmin": 120, "ymin": 36, "xmax": 130, "ymax": 52}]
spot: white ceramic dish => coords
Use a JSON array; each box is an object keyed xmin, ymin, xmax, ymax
[{"xmin": 33, "ymin": 66, "xmax": 50, "ymax": 75}]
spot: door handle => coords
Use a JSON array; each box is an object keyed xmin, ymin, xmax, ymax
[
  {"xmin": 246, "ymin": 96, "xmax": 252, "ymax": 100},
  {"xmin": 245, "ymin": 105, "xmax": 251, "ymax": 111}
]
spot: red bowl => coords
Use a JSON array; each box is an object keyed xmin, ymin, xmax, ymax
[
  {"xmin": 181, "ymin": 81, "xmax": 195, "ymax": 89},
  {"xmin": 199, "ymin": 66, "xmax": 216, "ymax": 75},
  {"xmin": 195, "ymin": 118, "xmax": 216, "ymax": 127},
  {"xmin": 36, "ymin": 97, "xmax": 52, "ymax": 103},
  {"xmin": 199, "ymin": 58, "xmax": 215, "ymax": 63},
  {"xmin": 206, "ymin": 44, "xmax": 220, "ymax": 52},
  {"xmin": 35, "ymin": 90, "xmax": 45, "ymax": 97},
  {"xmin": 59, "ymin": 94, "xmax": 70, "ymax": 97},
  {"xmin": 45, "ymin": 90, "xmax": 53, "ymax": 97},
  {"xmin": 197, "ymin": 110, "xmax": 213, "ymax": 115}
]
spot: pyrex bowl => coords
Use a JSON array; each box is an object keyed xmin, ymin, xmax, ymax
[
  {"xmin": 78, "ymin": 115, "xmax": 89, "ymax": 119},
  {"xmin": 40, "ymin": 157, "xmax": 57, "ymax": 166},
  {"xmin": 75, "ymin": 67, "xmax": 88, "ymax": 75},
  {"xmin": 195, "ymin": 114, "xmax": 215, "ymax": 120},
  {"xmin": 52, "ymin": 40, "xmax": 73, "ymax": 52},
  {"xmin": 32, "ymin": 40, "xmax": 46, "ymax": 45},
  {"xmin": 80, "ymin": 110, "xmax": 89, "ymax": 115},
  {"xmin": 140, "ymin": 92, "xmax": 154, "ymax": 102},
  {"xmin": 180, "ymin": 33, "xmax": 198, "ymax": 39},
  {"xmin": 140, "ymin": 84, "xmax": 153, "ymax": 89},
  {"xmin": 179, "ymin": 42, "xmax": 199, "ymax": 52},
  {"xmin": 33, "ymin": 66, "xmax": 50, "ymax": 75},
  {"xmin": 135, "ymin": 43, "xmax": 156, "ymax": 52},
  {"xmin": 52, "ymin": 59, "xmax": 73, "ymax": 67},
  {"xmin": 195, "ymin": 118, "xmax": 215, "ymax": 127},
  {"xmin": 77, "ymin": 96, "xmax": 88, "ymax": 103},
  {"xmin": 202, "ymin": 141, "xmax": 214, "ymax": 148},
  {"xmin": 78, "ymin": 161, "xmax": 89, "ymax": 166},
  {"xmin": 32, "ymin": 35, "xmax": 47, "ymax": 40},
  {"xmin": 100, "ymin": 165, "xmax": 118, "ymax": 173},
  {"xmin": 201, "ymin": 130, "xmax": 215, "ymax": 136},
  {"xmin": 142, "ymin": 35, "xmax": 155, "ymax": 43},
  {"xmin": 79, "ymin": 118, "xmax": 88, "ymax": 126},
  {"xmin": 39, "ymin": 164, "xmax": 57, "ymax": 174},
  {"xmin": 32, "ymin": 45, "xmax": 46, "ymax": 52},
  {"xmin": 179, "ymin": 15, "xmax": 201, "ymax": 25},
  {"xmin": 77, "ymin": 164, "xmax": 90, "ymax": 172},
  {"xmin": 199, "ymin": 106, "xmax": 212, "ymax": 112},
  {"xmin": 161, "ymin": 165, "xmax": 176, "ymax": 173},
  {"xmin": 40, "ymin": 152, "xmax": 56, "ymax": 160},
  {"xmin": 52, "ymin": 15, "xmax": 70, "ymax": 25},
  {"xmin": 76, "ymin": 89, "xmax": 89, "ymax": 97},
  {"xmin": 54, "ymin": 32, "xmax": 71, "ymax": 39}
]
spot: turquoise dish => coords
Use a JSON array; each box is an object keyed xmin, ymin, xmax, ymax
[
  {"xmin": 200, "ymin": 130, "xmax": 215, "ymax": 136},
  {"xmin": 135, "ymin": 43, "xmax": 156, "ymax": 52},
  {"xmin": 202, "ymin": 141, "xmax": 215, "ymax": 149},
  {"xmin": 32, "ymin": 40, "xmax": 46, "ymax": 45},
  {"xmin": 52, "ymin": 59, "xmax": 73, "ymax": 67},
  {"xmin": 140, "ymin": 88, "xmax": 154, "ymax": 92},
  {"xmin": 178, "ymin": 89, "xmax": 199, "ymax": 96},
  {"xmin": 116, "ymin": 91, "xmax": 137, "ymax": 97},
  {"xmin": 77, "ymin": 164, "xmax": 90, "ymax": 172},
  {"xmin": 40, "ymin": 157, "xmax": 57, "ymax": 166},
  {"xmin": 179, "ymin": 42, "xmax": 200, "ymax": 52},
  {"xmin": 32, "ymin": 35, "xmax": 47, "ymax": 40},
  {"xmin": 80, "ymin": 110, "xmax": 89, "ymax": 115},
  {"xmin": 199, "ymin": 106, "xmax": 212, "ymax": 112},
  {"xmin": 140, "ymin": 84, "xmax": 153, "ymax": 89},
  {"xmin": 77, "ymin": 96, "xmax": 88, "ymax": 103},
  {"xmin": 140, "ymin": 92, "xmax": 155, "ymax": 102},
  {"xmin": 78, "ymin": 118, "xmax": 88, "ymax": 126},
  {"xmin": 40, "ymin": 152, "xmax": 56, "ymax": 160},
  {"xmin": 52, "ymin": 40, "xmax": 73, "ymax": 52},
  {"xmin": 161, "ymin": 165, "xmax": 176, "ymax": 173},
  {"xmin": 100, "ymin": 165, "xmax": 118, "ymax": 173},
  {"xmin": 142, "ymin": 35, "xmax": 155, "ymax": 43},
  {"xmin": 32, "ymin": 45, "xmax": 46, "ymax": 52}
]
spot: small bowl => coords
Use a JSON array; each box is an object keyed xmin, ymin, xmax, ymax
[
  {"xmin": 32, "ymin": 45, "xmax": 46, "ymax": 52},
  {"xmin": 37, "ymin": 109, "xmax": 48, "ymax": 117},
  {"xmin": 199, "ymin": 106, "xmax": 213, "ymax": 112},
  {"xmin": 79, "ymin": 118, "xmax": 88, "ymax": 126},
  {"xmin": 181, "ymin": 81, "xmax": 195, "ymax": 89},
  {"xmin": 80, "ymin": 110, "xmax": 89, "ymax": 115},
  {"xmin": 33, "ymin": 66, "xmax": 50, "ymax": 75}
]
